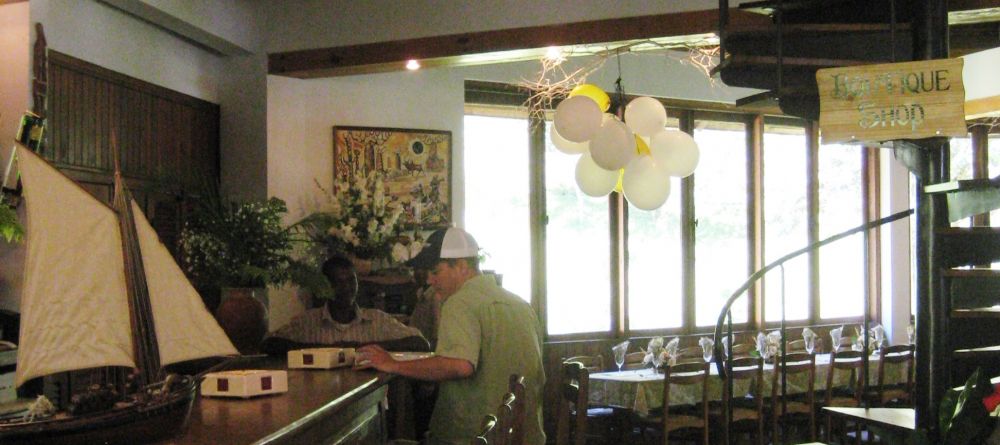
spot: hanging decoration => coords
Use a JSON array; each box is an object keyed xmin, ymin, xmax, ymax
[{"xmin": 554, "ymin": 77, "xmax": 701, "ymax": 210}]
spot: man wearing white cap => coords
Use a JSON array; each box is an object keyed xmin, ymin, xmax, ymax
[{"xmin": 358, "ymin": 227, "xmax": 545, "ymax": 445}]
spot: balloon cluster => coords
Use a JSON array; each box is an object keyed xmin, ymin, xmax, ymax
[{"xmin": 551, "ymin": 84, "xmax": 700, "ymax": 210}]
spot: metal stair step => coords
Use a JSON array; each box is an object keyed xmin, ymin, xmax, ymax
[
  {"xmin": 938, "ymin": 227, "xmax": 1000, "ymax": 268},
  {"xmin": 724, "ymin": 23, "xmax": 912, "ymax": 61},
  {"xmin": 952, "ymin": 307, "xmax": 1000, "ymax": 319},
  {"xmin": 736, "ymin": 0, "xmax": 912, "ymax": 24},
  {"xmin": 945, "ymin": 268, "xmax": 1000, "ymax": 309}
]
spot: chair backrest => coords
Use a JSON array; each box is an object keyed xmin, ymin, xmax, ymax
[
  {"xmin": 674, "ymin": 346, "xmax": 706, "ymax": 364},
  {"xmin": 471, "ymin": 414, "xmax": 499, "ymax": 445},
  {"xmin": 495, "ymin": 392, "xmax": 516, "ymax": 445},
  {"xmin": 508, "ymin": 375, "xmax": 527, "ymax": 445},
  {"xmin": 662, "ymin": 361, "xmax": 710, "ymax": 444},
  {"xmin": 622, "ymin": 351, "xmax": 647, "ymax": 370},
  {"xmin": 723, "ymin": 356, "xmax": 764, "ymax": 445},
  {"xmin": 770, "ymin": 352, "xmax": 817, "ymax": 442},
  {"xmin": 877, "ymin": 344, "xmax": 914, "ymax": 404},
  {"xmin": 786, "ymin": 339, "xmax": 807, "ymax": 353},
  {"xmin": 564, "ymin": 355, "xmax": 604, "ymax": 373},
  {"xmin": 555, "ymin": 361, "xmax": 589, "ymax": 445},
  {"xmin": 825, "ymin": 349, "xmax": 865, "ymax": 406},
  {"xmin": 770, "ymin": 352, "xmax": 816, "ymax": 405},
  {"xmin": 728, "ymin": 342, "xmax": 754, "ymax": 359}
]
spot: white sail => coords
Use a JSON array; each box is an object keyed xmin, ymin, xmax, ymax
[
  {"xmin": 15, "ymin": 146, "xmax": 135, "ymax": 386},
  {"xmin": 131, "ymin": 200, "xmax": 237, "ymax": 364}
]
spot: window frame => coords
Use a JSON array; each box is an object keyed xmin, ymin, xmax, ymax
[{"xmin": 463, "ymin": 80, "xmax": 882, "ymax": 341}]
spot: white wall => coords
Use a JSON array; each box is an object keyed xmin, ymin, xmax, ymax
[
  {"xmin": 0, "ymin": 2, "xmax": 30, "ymax": 172},
  {"xmin": 30, "ymin": 0, "xmax": 223, "ymax": 103},
  {"xmin": 264, "ymin": 0, "xmax": 718, "ymax": 52}
]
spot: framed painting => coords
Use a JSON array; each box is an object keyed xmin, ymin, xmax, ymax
[{"xmin": 333, "ymin": 126, "xmax": 452, "ymax": 228}]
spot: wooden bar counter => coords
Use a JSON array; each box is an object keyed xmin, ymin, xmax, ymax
[{"xmin": 153, "ymin": 358, "xmax": 391, "ymax": 445}]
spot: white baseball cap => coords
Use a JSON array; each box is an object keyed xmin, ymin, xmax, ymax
[{"xmin": 406, "ymin": 227, "xmax": 479, "ymax": 269}]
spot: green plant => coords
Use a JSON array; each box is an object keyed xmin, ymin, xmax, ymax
[
  {"xmin": 179, "ymin": 197, "xmax": 295, "ymax": 288},
  {"xmin": 910, "ymin": 367, "xmax": 996, "ymax": 445},
  {"xmin": 0, "ymin": 196, "xmax": 23, "ymax": 243}
]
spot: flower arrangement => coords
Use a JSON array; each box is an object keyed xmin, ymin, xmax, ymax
[
  {"xmin": 295, "ymin": 172, "xmax": 405, "ymax": 263},
  {"xmin": 179, "ymin": 197, "xmax": 295, "ymax": 288}
]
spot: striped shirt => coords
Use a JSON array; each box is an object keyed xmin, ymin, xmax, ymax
[{"xmin": 267, "ymin": 306, "xmax": 424, "ymax": 345}]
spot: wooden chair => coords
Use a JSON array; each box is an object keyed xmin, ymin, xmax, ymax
[
  {"xmin": 711, "ymin": 356, "xmax": 764, "ymax": 445},
  {"xmin": 727, "ymin": 342, "xmax": 754, "ymax": 359},
  {"xmin": 770, "ymin": 352, "xmax": 817, "ymax": 443},
  {"xmin": 622, "ymin": 351, "xmax": 647, "ymax": 370},
  {"xmin": 471, "ymin": 414, "xmax": 499, "ymax": 445},
  {"xmin": 673, "ymin": 346, "xmax": 706, "ymax": 365},
  {"xmin": 564, "ymin": 355, "xmax": 605, "ymax": 373},
  {"xmin": 556, "ymin": 361, "xmax": 591, "ymax": 445},
  {"xmin": 824, "ymin": 350, "xmax": 865, "ymax": 444},
  {"xmin": 508, "ymin": 375, "xmax": 527, "ymax": 445},
  {"xmin": 874, "ymin": 344, "xmax": 914, "ymax": 407},
  {"xmin": 634, "ymin": 361, "xmax": 710, "ymax": 445}
]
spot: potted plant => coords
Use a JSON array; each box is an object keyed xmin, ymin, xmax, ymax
[{"xmin": 178, "ymin": 196, "xmax": 296, "ymax": 353}]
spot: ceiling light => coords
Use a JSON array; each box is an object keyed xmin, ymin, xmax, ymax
[{"xmin": 405, "ymin": 59, "xmax": 421, "ymax": 70}]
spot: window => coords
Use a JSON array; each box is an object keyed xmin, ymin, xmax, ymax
[
  {"xmin": 818, "ymin": 144, "xmax": 864, "ymax": 319},
  {"xmin": 627, "ymin": 179, "xmax": 683, "ymax": 330},
  {"xmin": 464, "ymin": 89, "xmax": 877, "ymax": 338},
  {"xmin": 463, "ymin": 114, "xmax": 531, "ymax": 301},
  {"xmin": 545, "ymin": 121, "xmax": 612, "ymax": 335},
  {"xmin": 693, "ymin": 122, "xmax": 749, "ymax": 326},
  {"xmin": 763, "ymin": 126, "xmax": 809, "ymax": 322}
]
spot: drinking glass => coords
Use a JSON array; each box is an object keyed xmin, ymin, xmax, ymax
[
  {"xmin": 612, "ymin": 341, "xmax": 629, "ymax": 372},
  {"xmin": 907, "ymin": 324, "xmax": 915, "ymax": 345},
  {"xmin": 703, "ymin": 346, "xmax": 713, "ymax": 363},
  {"xmin": 804, "ymin": 335, "xmax": 815, "ymax": 355}
]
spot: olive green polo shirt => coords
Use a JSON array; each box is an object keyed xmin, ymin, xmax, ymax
[{"xmin": 428, "ymin": 274, "xmax": 545, "ymax": 445}]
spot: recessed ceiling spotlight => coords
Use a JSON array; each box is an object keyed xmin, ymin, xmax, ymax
[{"xmin": 406, "ymin": 59, "xmax": 421, "ymax": 70}]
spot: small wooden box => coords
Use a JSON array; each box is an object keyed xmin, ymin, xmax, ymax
[
  {"xmin": 288, "ymin": 348, "xmax": 355, "ymax": 369},
  {"xmin": 201, "ymin": 370, "xmax": 288, "ymax": 398}
]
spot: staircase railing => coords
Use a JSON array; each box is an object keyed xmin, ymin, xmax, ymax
[{"xmin": 711, "ymin": 208, "xmax": 913, "ymax": 444}]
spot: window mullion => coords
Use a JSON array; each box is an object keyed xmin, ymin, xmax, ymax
[
  {"xmin": 680, "ymin": 110, "xmax": 696, "ymax": 332},
  {"xmin": 806, "ymin": 121, "xmax": 820, "ymax": 324}
]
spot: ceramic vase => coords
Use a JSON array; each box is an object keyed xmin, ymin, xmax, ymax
[{"xmin": 215, "ymin": 287, "xmax": 268, "ymax": 354}]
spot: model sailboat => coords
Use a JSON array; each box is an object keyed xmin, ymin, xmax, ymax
[{"xmin": 0, "ymin": 143, "xmax": 237, "ymax": 444}]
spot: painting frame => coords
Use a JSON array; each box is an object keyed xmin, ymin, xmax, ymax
[{"xmin": 333, "ymin": 126, "xmax": 452, "ymax": 229}]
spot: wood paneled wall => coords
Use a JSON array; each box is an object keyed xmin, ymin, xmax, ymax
[{"xmin": 42, "ymin": 50, "xmax": 220, "ymax": 251}]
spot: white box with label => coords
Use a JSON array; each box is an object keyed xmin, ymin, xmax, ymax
[
  {"xmin": 200, "ymin": 370, "xmax": 288, "ymax": 398},
  {"xmin": 288, "ymin": 348, "xmax": 355, "ymax": 369}
]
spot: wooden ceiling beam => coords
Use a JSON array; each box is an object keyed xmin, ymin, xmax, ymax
[{"xmin": 267, "ymin": 9, "xmax": 771, "ymax": 79}]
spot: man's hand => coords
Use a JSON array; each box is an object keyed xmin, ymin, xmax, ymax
[{"xmin": 356, "ymin": 344, "xmax": 396, "ymax": 372}]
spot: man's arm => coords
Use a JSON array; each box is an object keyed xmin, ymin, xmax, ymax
[
  {"xmin": 357, "ymin": 344, "xmax": 473, "ymax": 381},
  {"xmin": 374, "ymin": 335, "xmax": 430, "ymax": 352}
]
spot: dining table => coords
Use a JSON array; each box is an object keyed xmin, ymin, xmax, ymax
[{"xmin": 589, "ymin": 352, "xmax": 909, "ymax": 415}]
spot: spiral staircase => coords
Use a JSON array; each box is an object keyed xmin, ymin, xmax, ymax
[{"xmin": 713, "ymin": 0, "xmax": 1000, "ymax": 439}]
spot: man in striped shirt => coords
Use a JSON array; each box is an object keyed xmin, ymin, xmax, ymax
[{"xmin": 261, "ymin": 255, "xmax": 429, "ymax": 354}]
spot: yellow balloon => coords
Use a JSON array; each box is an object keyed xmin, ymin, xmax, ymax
[
  {"xmin": 614, "ymin": 169, "xmax": 624, "ymax": 193},
  {"xmin": 635, "ymin": 135, "xmax": 651, "ymax": 156},
  {"xmin": 569, "ymin": 84, "xmax": 611, "ymax": 112}
]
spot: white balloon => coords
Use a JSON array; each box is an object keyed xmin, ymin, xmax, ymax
[
  {"xmin": 624, "ymin": 97, "xmax": 668, "ymax": 137},
  {"xmin": 554, "ymin": 96, "xmax": 602, "ymax": 143},
  {"xmin": 550, "ymin": 126, "xmax": 588, "ymax": 155},
  {"xmin": 622, "ymin": 155, "xmax": 672, "ymax": 210},
  {"xmin": 589, "ymin": 118, "xmax": 637, "ymax": 171},
  {"xmin": 649, "ymin": 129, "xmax": 700, "ymax": 177},
  {"xmin": 575, "ymin": 152, "xmax": 618, "ymax": 197}
]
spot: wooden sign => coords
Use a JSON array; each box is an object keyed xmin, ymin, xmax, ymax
[{"xmin": 817, "ymin": 58, "xmax": 966, "ymax": 143}]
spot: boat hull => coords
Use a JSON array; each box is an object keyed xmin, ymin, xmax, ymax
[{"xmin": 0, "ymin": 377, "xmax": 196, "ymax": 445}]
